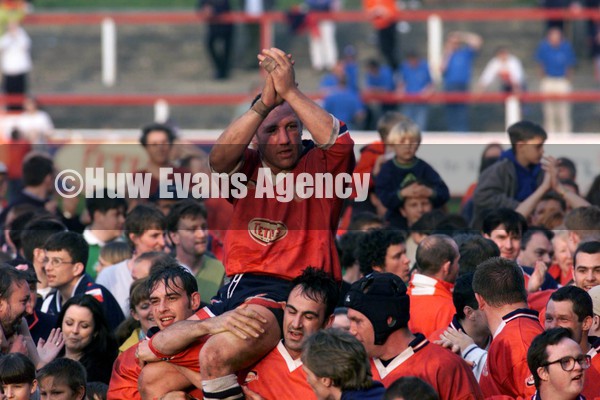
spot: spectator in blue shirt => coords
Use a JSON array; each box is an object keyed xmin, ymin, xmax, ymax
[
  {"xmin": 441, "ymin": 31, "xmax": 483, "ymax": 132},
  {"xmin": 364, "ymin": 58, "xmax": 396, "ymax": 121},
  {"xmin": 536, "ymin": 27, "xmax": 576, "ymax": 133},
  {"xmin": 323, "ymin": 75, "xmax": 366, "ymax": 130},
  {"xmin": 399, "ymin": 50, "xmax": 433, "ymax": 131}
]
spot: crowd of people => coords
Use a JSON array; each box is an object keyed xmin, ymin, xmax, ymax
[{"xmin": 0, "ymin": 43, "xmax": 600, "ymax": 400}]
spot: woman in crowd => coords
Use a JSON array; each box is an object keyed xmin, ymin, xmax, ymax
[
  {"xmin": 115, "ymin": 277, "xmax": 156, "ymax": 353},
  {"xmin": 57, "ymin": 295, "xmax": 118, "ymax": 385}
]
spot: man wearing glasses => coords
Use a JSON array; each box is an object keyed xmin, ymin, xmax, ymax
[
  {"xmin": 40, "ymin": 231, "xmax": 124, "ymax": 330},
  {"xmin": 527, "ymin": 327, "xmax": 589, "ymax": 400},
  {"xmin": 543, "ymin": 286, "xmax": 600, "ymax": 398}
]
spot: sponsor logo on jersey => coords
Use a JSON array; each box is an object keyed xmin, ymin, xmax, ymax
[{"xmin": 248, "ymin": 218, "xmax": 288, "ymax": 245}]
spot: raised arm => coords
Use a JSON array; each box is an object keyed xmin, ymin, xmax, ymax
[{"xmin": 209, "ymin": 63, "xmax": 284, "ymax": 173}]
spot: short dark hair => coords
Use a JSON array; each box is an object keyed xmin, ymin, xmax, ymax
[
  {"xmin": 146, "ymin": 258, "xmax": 198, "ymax": 301},
  {"xmin": 411, "ymin": 210, "xmax": 447, "ymax": 235},
  {"xmin": 20, "ymin": 218, "xmax": 67, "ymax": 263},
  {"xmin": 37, "ymin": 358, "xmax": 87, "ymax": 395},
  {"xmin": 125, "ymin": 205, "xmax": 166, "ymax": 249},
  {"xmin": 86, "ymin": 190, "xmax": 127, "ymax": 223},
  {"xmin": 22, "ymin": 153, "xmax": 53, "ymax": 186},
  {"xmin": 140, "ymin": 122, "xmax": 176, "ymax": 147},
  {"xmin": 44, "ymin": 231, "xmax": 89, "ymax": 268},
  {"xmin": 472, "ymin": 257, "xmax": 527, "ymax": 307},
  {"xmin": 481, "ymin": 208, "xmax": 528, "ymax": 238},
  {"xmin": 0, "ymin": 264, "xmax": 30, "ymax": 301},
  {"xmin": 507, "ymin": 120, "xmax": 547, "ymax": 152},
  {"xmin": 565, "ymin": 207, "xmax": 600, "ymax": 242},
  {"xmin": 347, "ymin": 212, "xmax": 384, "ymax": 232},
  {"xmin": 358, "ymin": 229, "xmax": 406, "ymax": 276},
  {"xmin": 539, "ymin": 192, "xmax": 567, "ymax": 212},
  {"xmin": 290, "ymin": 267, "xmax": 340, "ymax": 320},
  {"xmin": 453, "ymin": 273, "xmax": 479, "ymax": 321},
  {"xmin": 527, "ymin": 328, "xmax": 572, "ymax": 388},
  {"xmin": 301, "ymin": 328, "xmax": 373, "ymax": 391},
  {"xmin": 415, "ymin": 234, "xmax": 457, "ymax": 275},
  {"xmin": 549, "ymin": 286, "xmax": 593, "ymax": 322},
  {"xmin": 557, "ymin": 157, "xmax": 577, "ymax": 180},
  {"xmin": 573, "ymin": 241, "xmax": 600, "ymax": 267},
  {"xmin": 454, "ymin": 234, "xmax": 500, "ymax": 275},
  {"xmin": 521, "ymin": 227, "xmax": 554, "ymax": 249},
  {"xmin": 337, "ymin": 231, "xmax": 366, "ymax": 270},
  {"xmin": 383, "ymin": 376, "xmax": 439, "ymax": 400},
  {"xmin": 0, "ymin": 352, "xmax": 36, "ymax": 385},
  {"xmin": 166, "ymin": 200, "xmax": 207, "ymax": 233}
]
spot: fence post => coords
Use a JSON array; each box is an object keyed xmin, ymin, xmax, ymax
[
  {"xmin": 154, "ymin": 99, "xmax": 170, "ymax": 123},
  {"xmin": 427, "ymin": 14, "xmax": 442, "ymax": 84},
  {"xmin": 505, "ymin": 95, "xmax": 521, "ymax": 128},
  {"xmin": 102, "ymin": 18, "xmax": 116, "ymax": 87}
]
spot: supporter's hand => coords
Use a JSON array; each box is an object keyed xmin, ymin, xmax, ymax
[
  {"xmin": 413, "ymin": 184, "xmax": 433, "ymax": 198},
  {"xmin": 37, "ymin": 328, "xmax": 64, "ymax": 366},
  {"xmin": 528, "ymin": 260, "xmax": 548, "ymax": 293},
  {"xmin": 440, "ymin": 327, "xmax": 475, "ymax": 353},
  {"xmin": 373, "ymin": 154, "xmax": 387, "ymax": 176},
  {"xmin": 540, "ymin": 156, "xmax": 555, "ymax": 192},
  {"xmin": 205, "ymin": 304, "xmax": 268, "ymax": 340},
  {"xmin": 258, "ymin": 48, "xmax": 296, "ymax": 99},
  {"xmin": 136, "ymin": 340, "xmax": 160, "ymax": 364},
  {"xmin": 434, "ymin": 337, "xmax": 461, "ymax": 354},
  {"xmin": 242, "ymin": 386, "xmax": 266, "ymax": 400}
]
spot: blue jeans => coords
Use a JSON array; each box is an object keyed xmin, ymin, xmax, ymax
[
  {"xmin": 444, "ymin": 82, "xmax": 469, "ymax": 132},
  {"xmin": 403, "ymin": 103, "xmax": 429, "ymax": 131}
]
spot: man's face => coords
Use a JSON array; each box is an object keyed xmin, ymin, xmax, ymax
[
  {"xmin": 383, "ymin": 243, "xmax": 411, "ymax": 283},
  {"xmin": 283, "ymin": 286, "xmax": 329, "ymax": 358},
  {"xmin": 144, "ymin": 130, "xmax": 172, "ymax": 166},
  {"xmin": 519, "ymin": 232, "xmax": 554, "ymax": 267},
  {"xmin": 539, "ymin": 337, "xmax": 586, "ymax": 399},
  {"xmin": 0, "ymin": 280, "xmax": 31, "ymax": 335},
  {"xmin": 573, "ymin": 252, "xmax": 600, "ymax": 291},
  {"xmin": 44, "ymin": 250, "xmax": 81, "ymax": 290},
  {"xmin": 255, "ymin": 103, "xmax": 302, "ymax": 174},
  {"xmin": 131, "ymin": 229, "xmax": 165, "ymax": 254},
  {"xmin": 400, "ymin": 197, "xmax": 432, "ymax": 227},
  {"xmin": 95, "ymin": 207, "xmax": 125, "ymax": 238},
  {"xmin": 149, "ymin": 277, "xmax": 199, "ymax": 330},
  {"xmin": 545, "ymin": 300, "xmax": 585, "ymax": 344},
  {"xmin": 484, "ymin": 225, "xmax": 521, "ymax": 260},
  {"xmin": 172, "ymin": 215, "xmax": 208, "ymax": 258},
  {"xmin": 347, "ymin": 308, "xmax": 379, "ymax": 358},
  {"xmin": 517, "ymin": 137, "xmax": 545, "ymax": 166}
]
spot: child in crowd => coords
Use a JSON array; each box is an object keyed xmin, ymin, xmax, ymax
[
  {"xmin": 0, "ymin": 353, "xmax": 38, "ymax": 400},
  {"xmin": 94, "ymin": 241, "xmax": 131, "ymax": 277},
  {"xmin": 375, "ymin": 119, "xmax": 450, "ymax": 228},
  {"xmin": 37, "ymin": 358, "xmax": 87, "ymax": 400}
]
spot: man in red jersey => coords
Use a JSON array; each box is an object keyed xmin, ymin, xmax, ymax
[
  {"xmin": 140, "ymin": 47, "xmax": 355, "ymax": 400},
  {"xmin": 473, "ymin": 257, "xmax": 544, "ymax": 398},
  {"xmin": 344, "ymin": 272, "xmax": 483, "ymax": 400},
  {"xmin": 242, "ymin": 267, "xmax": 338, "ymax": 399}
]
